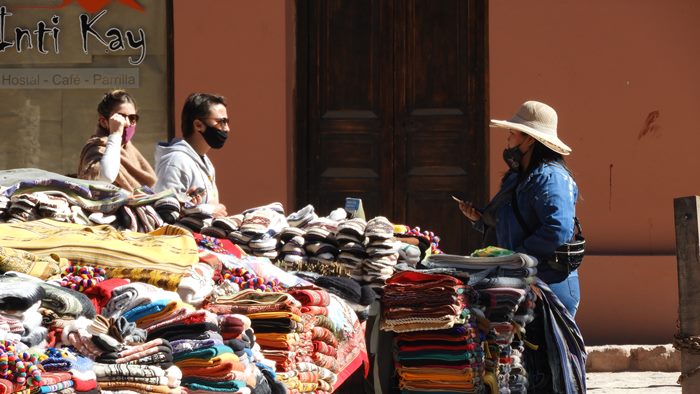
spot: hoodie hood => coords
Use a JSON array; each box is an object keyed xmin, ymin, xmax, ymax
[
  {"xmin": 155, "ymin": 138, "xmax": 205, "ymax": 171},
  {"xmin": 153, "ymin": 138, "xmax": 219, "ymax": 203}
]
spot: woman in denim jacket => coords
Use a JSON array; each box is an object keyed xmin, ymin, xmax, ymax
[{"xmin": 458, "ymin": 100, "xmax": 581, "ymax": 317}]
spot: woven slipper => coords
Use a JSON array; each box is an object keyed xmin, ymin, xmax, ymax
[
  {"xmin": 365, "ymin": 216, "xmax": 394, "ymax": 240},
  {"xmin": 240, "ymin": 208, "xmax": 277, "ymax": 235},
  {"xmin": 242, "ymin": 202, "xmax": 285, "ymax": 215},
  {"xmin": 201, "ymin": 225, "xmax": 228, "ymax": 239},
  {"xmin": 281, "ymin": 242, "xmax": 305, "ymax": 255},
  {"xmin": 327, "ymin": 207, "xmax": 347, "ymax": 221},
  {"xmin": 249, "ymin": 234, "xmax": 279, "ymax": 251},
  {"xmin": 228, "ymin": 230, "xmax": 253, "ymax": 245},
  {"xmin": 88, "ymin": 212, "xmax": 117, "ymax": 225},
  {"xmin": 213, "ymin": 214, "xmax": 243, "ymax": 233},
  {"xmin": 305, "ymin": 242, "xmax": 338, "ymax": 256},
  {"xmin": 338, "ymin": 217, "xmax": 367, "ymax": 237},
  {"xmin": 144, "ymin": 205, "xmax": 164, "ymax": 229},
  {"xmin": 286, "ymin": 204, "xmax": 316, "ymax": 228},
  {"xmin": 283, "ymin": 254, "xmax": 305, "ymax": 264},
  {"xmin": 280, "ymin": 226, "xmax": 306, "ymax": 242},
  {"xmin": 305, "ymin": 217, "xmax": 339, "ymax": 241},
  {"xmin": 154, "ymin": 196, "xmax": 181, "ymax": 213}
]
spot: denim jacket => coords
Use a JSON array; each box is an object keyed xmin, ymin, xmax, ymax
[{"xmin": 494, "ymin": 162, "xmax": 578, "ymax": 282}]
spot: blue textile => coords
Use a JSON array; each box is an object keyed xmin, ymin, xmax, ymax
[
  {"xmin": 525, "ymin": 279, "xmax": 586, "ymax": 394},
  {"xmin": 121, "ymin": 299, "xmax": 170, "ymax": 322}
]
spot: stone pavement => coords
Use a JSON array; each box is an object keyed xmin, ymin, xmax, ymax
[
  {"xmin": 585, "ymin": 345, "xmax": 681, "ymax": 393},
  {"xmin": 586, "ymin": 372, "xmax": 680, "ymax": 393}
]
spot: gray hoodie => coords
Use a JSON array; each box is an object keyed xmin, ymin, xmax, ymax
[{"xmin": 154, "ymin": 138, "xmax": 220, "ymax": 209}]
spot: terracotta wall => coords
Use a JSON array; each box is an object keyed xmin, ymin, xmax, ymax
[
  {"xmin": 172, "ymin": 0, "xmax": 292, "ymax": 215},
  {"xmin": 489, "ymin": 1, "xmax": 698, "ymax": 343},
  {"xmin": 172, "ymin": 1, "xmax": 693, "ymax": 344}
]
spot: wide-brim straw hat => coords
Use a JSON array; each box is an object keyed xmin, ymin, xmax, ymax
[{"xmin": 490, "ymin": 100, "xmax": 572, "ymax": 155}]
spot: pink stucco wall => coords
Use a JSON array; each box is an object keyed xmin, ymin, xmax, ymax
[
  {"xmin": 490, "ymin": 1, "xmax": 699, "ymax": 343},
  {"xmin": 172, "ymin": 1, "xmax": 695, "ymax": 344},
  {"xmin": 173, "ymin": 0, "xmax": 291, "ymax": 215}
]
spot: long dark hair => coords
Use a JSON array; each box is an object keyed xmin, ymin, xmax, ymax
[{"xmin": 524, "ymin": 141, "xmax": 572, "ymax": 177}]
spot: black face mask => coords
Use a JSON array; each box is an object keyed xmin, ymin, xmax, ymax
[
  {"xmin": 201, "ymin": 125, "xmax": 228, "ymax": 149},
  {"xmin": 502, "ymin": 144, "xmax": 523, "ymax": 171}
]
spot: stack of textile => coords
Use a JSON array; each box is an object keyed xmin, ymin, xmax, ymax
[
  {"xmin": 69, "ymin": 355, "xmax": 100, "ymax": 394},
  {"xmin": 36, "ymin": 371, "xmax": 74, "ymax": 393},
  {"xmin": 303, "ymin": 217, "xmax": 341, "ymax": 265},
  {"xmin": 207, "ymin": 290, "xmax": 303, "ymax": 374},
  {"xmin": 363, "ymin": 217, "xmax": 399, "ymax": 289},
  {"xmin": 381, "ymin": 271, "xmax": 483, "ymax": 393},
  {"xmin": 0, "ymin": 277, "xmax": 47, "ymax": 347},
  {"xmin": 421, "ymin": 248, "xmax": 539, "ymax": 393},
  {"xmin": 508, "ymin": 290, "xmax": 536, "ymax": 393},
  {"xmin": 278, "ymin": 226, "xmax": 307, "ymax": 264},
  {"xmin": 200, "ymin": 214, "xmax": 243, "ymax": 239},
  {"xmin": 286, "ymin": 287, "xmax": 334, "ymax": 393},
  {"xmin": 335, "ymin": 218, "xmax": 367, "ymax": 281},
  {"xmin": 0, "ymin": 189, "xmax": 384, "ymax": 393},
  {"xmin": 477, "ymin": 287, "xmax": 527, "ymax": 393},
  {"xmin": 35, "ymin": 278, "xmax": 98, "ymax": 344},
  {"xmin": 174, "ymin": 205, "xmax": 214, "ymax": 234},
  {"xmin": 226, "ymin": 204, "xmax": 288, "ymax": 259},
  {"xmin": 421, "ymin": 248, "xmax": 538, "ymax": 290}
]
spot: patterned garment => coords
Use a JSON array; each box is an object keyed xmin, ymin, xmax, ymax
[
  {"xmin": 0, "ymin": 219, "xmax": 199, "ymax": 291},
  {"xmin": 524, "ymin": 280, "xmax": 587, "ymax": 394},
  {"xmin": 0, "ymin": 168, "xmax": 129, "ymax": 213},
  {"xmin": 287, "ymin": 286, "xmax": 331, "ymax": 307},
  {"xmin": 0, "ymin": 246, "xmax": 62, "ymax": 280}
]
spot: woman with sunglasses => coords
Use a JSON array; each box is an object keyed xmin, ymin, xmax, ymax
[{"xmin": 77, "ymin": 89, "xmax": 156, "ymax": 192}]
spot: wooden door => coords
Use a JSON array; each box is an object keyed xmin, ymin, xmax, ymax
[{"xmin": 296, "ymin": 0, "xmax": 488, "ymax": 254}]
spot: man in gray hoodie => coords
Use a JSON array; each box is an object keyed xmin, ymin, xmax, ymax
[{"xmin": 154, "ymin": 92, "xmax": 229, "ymax": 217}]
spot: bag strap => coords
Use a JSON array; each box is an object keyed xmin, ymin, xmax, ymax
[
  {"xmin": 511, "ymin": 186, "xmax": 532, "ymax": 236},
  {"xmin": 573, "ymin": 217, "xmax": 583, "ymax": 237}
]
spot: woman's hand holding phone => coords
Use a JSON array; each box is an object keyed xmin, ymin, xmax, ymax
[{"xmin": 453, "ymin": 195, "xmax": 481, "ymax": 222}]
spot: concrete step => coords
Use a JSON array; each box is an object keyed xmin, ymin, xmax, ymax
[{"xmin": 586, "ymin": 344, "xmax": 680, "ymax": 372}]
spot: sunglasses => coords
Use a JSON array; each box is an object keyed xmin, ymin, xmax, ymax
[
  {"xmin": 117, "ymin": 113, "xmax": 140, "ymax": 124},
  {"xmin": 199, "ymin": 117, "xmax": 229, "ymax": 127}
]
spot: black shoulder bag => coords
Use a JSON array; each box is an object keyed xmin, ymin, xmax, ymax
[{"xmin": 511, "ymin": 188, "xmax": 585, "ymax": 273}]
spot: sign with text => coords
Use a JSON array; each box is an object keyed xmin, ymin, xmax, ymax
[
  {"xmin": 0, "ymin": 67, "xmax": 139, "ymax": 88},
  {"xmin": 0, "ymin": 2, "xmax": 148, "ymax": 65},
  {"xmin": 0, "ymin": 1, "xmax": 168, "ymax": 178}
]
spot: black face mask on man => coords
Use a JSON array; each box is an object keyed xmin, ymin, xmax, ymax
[
  {"xmin": 201, "ymin": 124, "xmax": 228, "ymax": 149},
  {"xmin": 502, "ymin": 144, "xmax": 524, "ymax": 171}
]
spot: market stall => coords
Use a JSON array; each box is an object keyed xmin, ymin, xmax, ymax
[{"xmin": 0, "ymin": 169, "xmax": 586, "ymax": 394}]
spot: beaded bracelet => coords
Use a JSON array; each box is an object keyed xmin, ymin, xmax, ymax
[
  {"xmin": 60, "ymin": 262, "xmax": 107, "ymax": 292},
  {"xmin": 0, "ymin": 341, "xmax": 42, "ymax": 386},
  {"xmin": 199, "ymin": 236, "xmax": 231, "ymax": 254},
  {"xmin": 402, "ymin": 226, "xmax": 444, "ymax": 254},
  {"xmin": 220, "ymin": 267, "xmax": 282, "ymax": 292}
]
